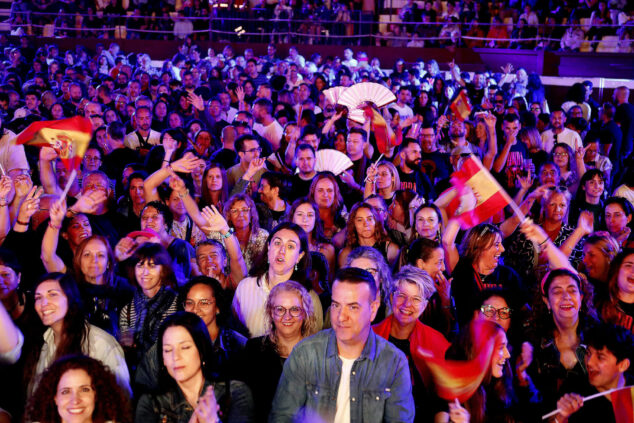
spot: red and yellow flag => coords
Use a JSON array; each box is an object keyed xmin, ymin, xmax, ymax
[
  {"xmin": 450, "ymin": 90, "xmax": 472, "ymax": 121},
  {"xmin": 412, "ymin": 320, "xmax": 502, "ymax": 403},
  {"xmin": 362, "ymin": 105, "xmax": 401, "ymax": 155},
  {"xmin": 15, "ymin": 116, "xmax": 92, "ymax": 172},
  {"xmin": 611, "ymin": 386, "xmax": 634, "ymax": 423},
  {"xmin": 442, "ymin": 155, "xmax": 512, "ymax": 229}
]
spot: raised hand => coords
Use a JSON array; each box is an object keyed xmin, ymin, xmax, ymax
[
  {"xmin": 365, "ymin": 165, "xmax": 378, "ymax": 183},
  {"xmin": 519, "ymin": 218, "xmax": 549, "ymax": 244},
  {"xmin": 114, "ymin": 237, "xmax": 138, "ymax": 262},
  {"xmin": 517, "ymin": 174, "xmax": 533, "ymax": 191},
  {"xmin": 201, "ymin": 205, "xmax": 230, "ymax": 234},
  {"xmin": 17, "ymin": 186, "xmax": 44, "ymax": 222},
  {"xmin": 0, "ymin": 176, "xmax": 12, "ymax": 200},
  {"xmin": 188, "ymin": 92, "xmax": 205, "ymax": 111},
  {"xmin": 448, "ymin": 398, "xmax": 470, "ymax": 423},
  {"xmin": 483, "ymin": 112, "xmax": 497, "ymax": 128},
  {"xmin": 501, "ymin": 62, "xmax": 514, "ymax": 74},
  {"xmin": 435, "ymin": 273, "xmax": 452, "ymax": 304},
  {"xmin": 171, "ymin": 153, "xmax": 200, "ymax": 173},
  {"xmin": 516, "ymin": 341, "xmax": 533, "ymax": 383},
  {"xmin": 39, "ymin": 146, "xmax": 59, "ymax": 162},
  {"xmin": 244, "ymin": 158, "xmax": 266, "ymax": 180},
  {"xmin": 578, "ymin": 210, "xmax": 594, "ymax": 235},
  {"xmin": 169, "ymin": 172, "xmax": 188, "ymax": 195},
  {"xmin": 14, "ymin": 173, "xmax": 33, "ymax": 198},
  {"xmin": 448, "ymin": 59, "xmax": 456, "ymax": 70},
  {"xmin": 72, "ymin": 190, "xmax": 108, "ymax": 215},
  {"xmin": 193, "ymin": 386, "xmax": 220, "ymax": 423},
  {"xmin": 49, "ymin": 199, "xmax": 67, "ymax": 227},
  {"xmin": 236, "ymin": 86, "xmax": 245, "ymax": 103}
]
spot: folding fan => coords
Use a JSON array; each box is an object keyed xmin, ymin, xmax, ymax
[
  {"xmin": 314, "ymin": 149, "xmax": 353, "ymax": 176},
  {"xmin": 347, "ymin": 109, "xmax": 366, "ymax": 124},
  {"xmin": 323, "ymin": 86, "xmax": 347, "ymax": 105},
  {"xmin": 337, "ymin": 82, "xmax": 396, "ymax": 113}
]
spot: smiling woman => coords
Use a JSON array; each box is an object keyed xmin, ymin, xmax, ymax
[{"xmin": 26, "ymin": 355, "xmax": 132, "ymax": 423}]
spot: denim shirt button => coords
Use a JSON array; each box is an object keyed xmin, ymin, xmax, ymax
[
  {"xmin": 315, "ymin": 390, "xmax": 319, "ymax": 395},
  {"xmin": 376, "ymin": 396, "xmax": 380, "ymax": 401},
  {"xmin": 351, "ymin": 397, "xmax": 356, "ymax": 402},
  {"xmin": 352, "ymin": 371, "xmax": 356, "ymax": 375}
]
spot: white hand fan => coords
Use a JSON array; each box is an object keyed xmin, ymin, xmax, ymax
[
  {"xmin": 337, "ymin": 82, "xmax": 396, "ymax": 113},
  {"xmin": 347, "ymin": 109, "xmax": 366, "ymax": 125},
  {"xmin": 323, "ymin": 86, "xmax": 347, "ymax": 105},
  {"xmin": 315, "ymin": 149, "xmax": 353, "ymax": 176}
]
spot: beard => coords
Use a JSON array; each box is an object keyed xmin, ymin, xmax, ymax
[{"xmin": 405, "ymin": 158, "xmax": 420, "ymax": 169}]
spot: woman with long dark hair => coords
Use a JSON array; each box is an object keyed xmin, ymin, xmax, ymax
[
  {"xmin": 232, "ymin": 222, "xmax": 322, "ymax": 338},
  {"xmin": 135, "ymin": 312, "xmax": 254, "ymax": 422},
  {"xmin": 308, "ymin": 172, "xmax": 346, "ymax": 241},
  {"xmin": 600, "ymin": 249, "xmax": 634, "ymax": 333}
]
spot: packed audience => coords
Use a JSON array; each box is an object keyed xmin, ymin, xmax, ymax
[
  {"xmin": 9, "ymin": 0, "xmax": 634, "ymax": 50},
  {"xmin": 0, "ymin": 37, "xmax": 633, "ymax": 423}
]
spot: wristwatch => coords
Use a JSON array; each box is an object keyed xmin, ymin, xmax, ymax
[{"xmin": 221, "ymin": 227, "xmax": 235, "ymax": 239}]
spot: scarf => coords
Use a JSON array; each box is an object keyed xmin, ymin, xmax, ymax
[{"xmin": 132, "ymin": 286, "xmax": 176, "ymax": 354}]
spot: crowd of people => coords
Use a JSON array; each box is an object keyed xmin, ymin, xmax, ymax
[
  {"xmin": 9, "ymin": 0, "xmax": 634, "ymax": 50},
  {"xmin": 0, "ymin": 36, "xmax": 633, "ymax": 423}
]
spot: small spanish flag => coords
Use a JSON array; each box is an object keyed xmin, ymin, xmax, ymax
[
  {"xmin": 439, "ymin": 155, "xmax": 512, "ymax": 229},
  {"xmin": 362, "ymin": 105, "xmax": 401, "ymax": 155},
  {"xmin": 15, "ymin": 116, "xmax": 92, "ymax": 172},
  {"xmin": 450, "ymin": 89, "xmax": 472, "ymax": 121}
]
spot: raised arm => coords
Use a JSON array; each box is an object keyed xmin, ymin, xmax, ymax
[
  {"xmin": 41, "ymin": 199, "xmax": 68, "ymax": 273},
  {"xmin": 322, "ymin": 111, "xmax": 343, "ymax": 137},
  {"xmin": 12, "ymin": 185, "xmax": 43, "ymax": 234},
  {"xmin": 520, "ymin": 219, "xmax": 575, "ymax": 272},
  {"xmin": 442, "ymin": 218, "xmax": 461, "ymax": 273},
  {"xmin": 168, "ymin": 173, "xmax": 208, "ymax": 229},
  {"xmin": 38, "ymin": 147, "xmax": 61, "ymax": 195},
  {"xmin": 363, "ymin": 165, "xmax": 378, "ymax": 199},
  {"xmin": 0, "ymin": 301, "xmax": 22, "ymax": 364},
  {"xmin": 144, "ymin": 153, "xmax": 199, "ymax": 202},
  {"xmin": 0, "ymin": 176, "xmax": 12, "ymax": 244},
  {"xmin": 448, "ymin": 59, "xmax": 465, "ymax": 87},
  {"xmin": 574, "ymin": 146, "xmax": 587, "ymax": 178},
  {"xmin": 560, "ymin": 211, "xmax": 593, "ymax": 258},
  {"xmin": 481, "ymin": 113, "xmax": 498, "ymax": 170},
  {"xmin": 200, "ymin": 206, "xmax": 247, "ymax": 288}
]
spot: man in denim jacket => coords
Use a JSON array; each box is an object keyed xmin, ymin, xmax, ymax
[{"xmin": 269, "ymin": 267, "xmax": 415, "ymax": 423}]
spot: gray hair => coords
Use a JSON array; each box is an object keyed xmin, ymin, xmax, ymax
[
  {"xmin": 344, "ymin": 246, "xmax": 392, "ymax": 298},
  {"xmin": 390, "ymin": 265, "xmax": 436, "ymax": 307}
]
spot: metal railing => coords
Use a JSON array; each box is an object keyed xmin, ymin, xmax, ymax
[{"xmin": 8, "ymin": 9, "xmax": 633, "ymax": 49}]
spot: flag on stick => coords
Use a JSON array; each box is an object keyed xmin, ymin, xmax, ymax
[
  {"xmin": 450, "ymin": 90, "xmax": 472, "ymax": 121},
  {"xmin": 542, "ymin": 385, "xmax": 634, "ymax": 422},
  {"xmin": 362, "ymin": 105, "xmax": 401, "ymax": 155},
  {"xmin": 412, "ymin": 320, "xmax": 502, "ymax": 403},
  {"xmin": 15, "ymin": 116, "xmax": 92, "ymax": 173},
  {"xmin": 436, "ymin": 155, "xmax": 522, "ymax": 229}
]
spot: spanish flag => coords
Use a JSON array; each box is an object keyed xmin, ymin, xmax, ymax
[
  {"xmin": 450, "ymin": 89, "xmax": 472, "ymax": 121},
  {"xmin": 362, "ymin": 105, "xmax": 401, "ymax": 155},
  {"xmin": 15, "ymin": 116, "xmax": 92, "ymax": 172},
  {"xmin": 412, "ymin": 320, "xmax": 502, "ymax": 403},
  {"xmin": 437, "ymin": 155, "xmax": 512, "ymax": 229},
  {"xmin": 611, "ymin": 386, "xmax": 634, "ymax": 423}
]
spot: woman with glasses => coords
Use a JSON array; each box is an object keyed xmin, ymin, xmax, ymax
[
  {"xmin": 373, "ymin": 266, "xmax": 450, "ymax": 422},
  {"xmin": 549, "ymin": 142, "xmax": 585, "ymax": 195},
  {"xmin": 287, "ymin": 197, "xmax": 336, "ymax": 284},
  {"xmin": 232, "ymin": 222, "xmax": 322, "ymax": 338},
  {"xmin": 241, "ymin": 281, "xmax": 318, "ymax": 422},
  {"xmin": 338, "ymin": 202, "xmax": 400, "ymax": 269},
  {"xmin": 205, "ymin": 193, "xmax": 269, "ymax": 273}
]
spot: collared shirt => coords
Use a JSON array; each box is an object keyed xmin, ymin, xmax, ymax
[{"xmin": 270, "ymin": 329, "xmax": 414, "ymax": 423}]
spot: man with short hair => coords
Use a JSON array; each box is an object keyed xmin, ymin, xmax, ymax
[
  {"xmin": 389, "ymin": 87, "xmax": 414, "ymax": 122},
  {"xmin": 613, "ymin": 86, "xmax": 634, "ymax": 168},
  {"xmin": 123, "ymin": 106, "xmax": 161, "ymax": 155},
  {"xmin": 598, "ymin": 102, "xmax": 623, "ymax": 178},
  {"xmin": 252, "ymin": 98, "xmax": 283, "ymax": 152},
  {"xmin": 210, "ymin": 125, "xmax": 239, "ymax": 170},
  {"xmin": 270, "ymin": 267, "xmax": 415, "ymax": 422},
  {"xmin": 554, "ymin": 323, "xmax": 633, "ymax": 423},
  {"xmin": 290, "ymin": 144, "xmax": 317, "ymax": 201},
  {"xmin": 541, "ymin": 109, "xmax": 583, "ymax": 153},
  {"xmin": 103, "ymin": 122, "xmax": 140, "ymax": 190},
  {"xmin": 227, "ymin": 134, "xmax": 267, "ymax": 196}
]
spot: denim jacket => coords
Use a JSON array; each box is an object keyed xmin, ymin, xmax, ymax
[
  {"xmin": 269, "ymin": 329, "xmax": 414, "ymax": 423},
  {"xmin": 135, "ymin": 379, "xmax": 254, "ymax": 423}
]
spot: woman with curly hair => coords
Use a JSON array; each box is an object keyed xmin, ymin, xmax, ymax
[
  {"xmin": 241, "ymin": 281, "xmax": 318, "ymax": 422},
  {"xmin": 523, "ymin": 268, "xmax": 599, "ymax": 417},
  {"xmin": 26, "ymin": 354, "xmax": 132, "ymax": 423},
  {"xmin": 338, "ymin": 203, "xmax": 400, "ymax": 268},
  {"xmin": 135, "ymin": 312, "xmax": 254, "ymax": 423},
  {"xmin": 287, "ymin": 197, "xmax": 336, "ymax": 283},
  {"xmin": 599, "ymin": 249, "xmax": 634, "ymax": 333}
]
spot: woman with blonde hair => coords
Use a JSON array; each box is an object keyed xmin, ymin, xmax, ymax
[
  {"xmin": 364, "ymin": 161, "xmax": 401, "ymax": 208},
  {"xmin": 580, "ymin": 231, "xmax": 620, "ymax": 303},
  {"xmin": 518, "ymin": 127, "xmax": 548, "ymax": 171},
  {"xmin": 242, "ymin": 280, "xmax": 318, "ymax": 422}
]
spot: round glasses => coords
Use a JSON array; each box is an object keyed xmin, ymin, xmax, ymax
[
  {"xmin": 480, "ymin": 304, "xmax": 512, "ymax": 320},
  {"xmin": 183, "ymin": 299, "xmax": 215, "ymax": 310},
  {"xmin": 272, "ymin": 305, "xmax": 303, "ymax": 318}
]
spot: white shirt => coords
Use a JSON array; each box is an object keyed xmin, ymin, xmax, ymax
[
  {"xmin": 334, "ymin": 356, "xmax": 355, "ymax": 423},
  {"xmin": 124, "ymin": 129, "xmax": 161, "ymax": 151},
  {"xmin": 614, "ymin": 185, "xmax": 634, "ymax": 208},
  {"xmin": 0, "ymin": 129, "xmax": 29, "ymax": 173},
  {"xmin": 254, "ymin": 120, "xmax": 284, "ymax": 150},
  {"xmin": 541, "ymin": 127, "xmax": 583, "ymax": 153}
]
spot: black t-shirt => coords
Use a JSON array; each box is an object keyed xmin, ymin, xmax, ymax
[
  {"xmin": 290, "ymin": 174, "xmax": 314, "ymax": 202},
  {"xmin": 397, "ymin": 167, "xmax": 435, "ymax": 201},
  {"xmin": 210, "ymin": 148, "xmax": 239, "ymax": 171},
  {"xmin": 420, "ymin": 151, "xmax": 452, "ymax": 184}
]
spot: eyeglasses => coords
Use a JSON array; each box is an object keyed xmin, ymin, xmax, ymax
[
  {"xmin": 242, "ymin": 147, "xmax": 261, "ymax": 154},
  {"xmin": 183, "ymin": 299, "xmax": 215, "ymax": 310},
  {"xmin": 84, "ymin": 155, "xmax": 102, "ymax": 162},
  {"xmin": 272, "ymin": 305, "xmax": 303, "ymax": 317},
  {"xmin": 8, "ymin": 168, "xmax": 32, "ymax": 178},
  {"xmin": 480, "ymin": 304, "xmax": 512, "ymax": 319},
  {"xmin": 394, "ymin": 291, "xmax": 425, "ymax": 307},
  {"xmin": 229, "ymin": 207, "xmax": 251, "ymax": 215},
  {"xmin": 553, "ymin": 152, "xmax": 568, "ymax": 157}
]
